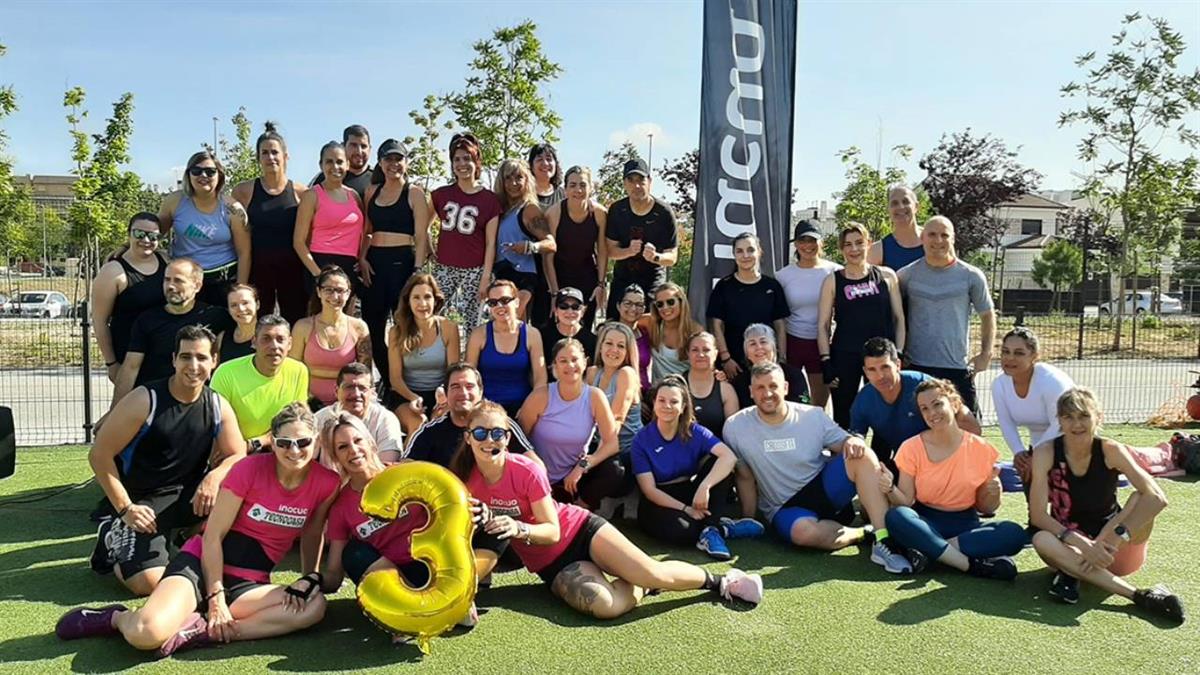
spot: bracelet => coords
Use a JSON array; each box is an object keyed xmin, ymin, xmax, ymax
[
  {"xmin": 1057, "ymin": 528, "xmax": 1076, "ymax": 543},
  {"xmin": 116, "ymin": 504, "xmax": 131, "ymax": 518},
  {"xmin": 105, "ymin": 360, "xmax": 117, "ymax": 367},
  {"xmin": 204, "ymin": 588, "xmax": 225, "ymax": 603}
]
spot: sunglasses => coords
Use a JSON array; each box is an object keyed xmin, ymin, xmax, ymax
[
  {"xmin": 655, "ymin": 297, "xmax": 680, "ymax": 309},
  {"xmin": 557, "ymin": 302, "xmax": 583, "ymax": 312},
  {"xmin": 131, "ymin": 230, "xmax": 161, "ymax": 242},
  {"xmin": 485, "ymin": 296, "xmax": 515, "ymax": 308},
  {"xmin": 469, "ymin": 427, "xmax": 509, "ymax": 442},
  {"xmin": 274, "ymin": 437, "xmax": 315, "ymax": 450},
  {"xmin": 188, "ymin": 166, "xmax": 219, "ymax": 178}
]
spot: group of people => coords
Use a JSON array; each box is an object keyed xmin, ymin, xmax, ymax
[{"xmin": 57, "ymin": 126, "xmax": 1184, "ymax": 658}]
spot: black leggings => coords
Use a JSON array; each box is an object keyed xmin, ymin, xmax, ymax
[
  {"xmin": 636, "ymin": 458, "xmax": 733, "ymax": 546},
  {"xmin": 550, "ymin": 454, "xmax": 629, "ymax": 511},
  {"xmin": 829, "ymin": 349, "xmax": 864, "ymax": 429},
  {"xmin": 361, "ymin": 246, "xmax": 416, "ymax": 394}
]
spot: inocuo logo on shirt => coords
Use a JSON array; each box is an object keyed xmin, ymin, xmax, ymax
[
  {"xmin": 489, "ymin": 498, "xmax": 520, "ymax": 518},
  {"xmin": 763, "ymin": 438, "xmax": 797, "ymax": 453},
  {"xmin": 355, "ymin": 506, "xmax": 408, "ymax": 539},
  {"xmin": 247, "ymin": 503, "xmax": 309, "ymax": 528}
]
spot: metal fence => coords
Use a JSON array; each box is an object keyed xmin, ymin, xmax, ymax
[{"xmin": 0, "ymin": 301, "xmax": 1197, "ymax": 447}]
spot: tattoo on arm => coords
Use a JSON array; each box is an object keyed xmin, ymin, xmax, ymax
[{"xmin": 356, "ymin": 334, "xmax": 373, "ymax": 369}]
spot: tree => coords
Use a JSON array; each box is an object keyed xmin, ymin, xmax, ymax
[
  {"xmin": 659, "ymin": 149, "xmax": 699, "ymax": 224},
  {"xmin": 404, "ymin": 94, "xmax": 454, "ymax": 189},
  {"xmin": 918, "ymin": 129, "xmax": 1042, "ymax": 256},
  {"xmin": 832, "ymin": 145, "xmax": 928, "ymax": 243},
  {"xmin": 0, "ymin": 41, "xmax": 38, "ymax": 268},
  {"xmin": 1059, "ymin": 13, "xmax": 1200, "ymax": 346},
  {"xmin": 444, "ymin": 20, "xmax": 563, "ymax": 169},
  {"xmin": 1031, "ymin": 239, "xmax": 1083, "ymax": 310},
  {"xmin": 594, "ymin": 142, "xmax": 642, "ymax": 207},
  {"xmin": 217, "ymin": 107, "xmax": 257, "ymax": 185}
]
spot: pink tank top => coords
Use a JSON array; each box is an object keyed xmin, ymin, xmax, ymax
[
  {"xmin": 304, "ymin": 320, "xmax": 357, "ymax": 404},
  {"xmin": 311, "ymin": 185, "xmax": 363, "ymax": 257}
]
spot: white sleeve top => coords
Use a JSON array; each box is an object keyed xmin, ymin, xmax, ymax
[
  {"xmin": 775, "ymin": 260, "xmax": 841, "ymax": 340},
  {"xmin": 990, "ymin": 362, "xmax": 1076, "ymax": 456}
]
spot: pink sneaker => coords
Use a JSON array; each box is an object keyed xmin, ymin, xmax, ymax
[
  {"xmin": 155, "ymin": 613, "xmax": 211, "ymax": 658},
  {"xmin": 719, "ymin": 569, "xmax": 763, "ymax": 605},
  {"xmin": 55, "ymin": 604, "xmax": 126, "ymax": 640}
]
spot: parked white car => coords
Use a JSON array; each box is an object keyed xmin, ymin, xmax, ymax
[
  {"xmin": 1098, "ymin": 291, "xmax": 1184, "ymax": 315},
  {"xmin": 8, "ymin": 290, "xmax": 70, "ymax": 318}
]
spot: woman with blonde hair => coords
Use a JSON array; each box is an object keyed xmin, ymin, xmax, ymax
[
  {"xmin": 388, "ymin": 273, "xmax": 460, "ymax": 434},
  {"xmin": 493, "ymin": 159, "xmax": 556, "ymax": 320},
  {"xmin": 647, "ymin": 282, "xmax": 703, "ymax": 383},
  {"xmin": 586, "ymin": 322, "xmax": 644, "ymax": 457}
]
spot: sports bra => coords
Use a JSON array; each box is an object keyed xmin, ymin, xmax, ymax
[{"xmin": 368, "ymin": 182, "xmax": 416, "ymax": 237}]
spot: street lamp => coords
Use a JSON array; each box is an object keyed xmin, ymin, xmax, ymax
[
  {"xmin": 212, "ymin": 116, "xmax": 218, "ymax": 152},
  {"xmin": 647, "ymin": 133, "xmax": 654, "ymax": 176}
]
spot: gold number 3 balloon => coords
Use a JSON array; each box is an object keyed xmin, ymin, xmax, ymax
[{"xmin": 357, "ymin": 461, "xmax": 477, "ymax": 653}]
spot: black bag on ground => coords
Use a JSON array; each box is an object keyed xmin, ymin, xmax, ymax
[{"xmin": 1169, "ymin": 433, "xmax": 1200, "ymax": 475}]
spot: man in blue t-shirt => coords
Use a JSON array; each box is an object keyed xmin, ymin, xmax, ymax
[{"xmin": 849, "ymin": 338, "xmax": 980, "ymax": 473}]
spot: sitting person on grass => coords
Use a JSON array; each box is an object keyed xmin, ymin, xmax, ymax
[
  {"xmin": 314, "ymin": 363, "xmax": 404, "ymax": 463},
  {"xmin": 880, "ymin": 379, "xmax": 1027, "ymax": 579},
  {"xmin": 1028, "ymin": 387, "xmax": 1184, "ymax": 623}
]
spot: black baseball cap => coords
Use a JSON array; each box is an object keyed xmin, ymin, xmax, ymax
[
  {"xmin": 377, "ymin": 139, "xmax": 408, "ymax": 160},
  {"xmin": 623, "ymin": 158, "xmax": 649, "ymax": 178},
  {"xmin": 792, "ymin": 220, "xmax": 822, "ymax": 241},
  {"xmin": 555, "ymin": 287, "xmax": 585, "ymax": 304}
]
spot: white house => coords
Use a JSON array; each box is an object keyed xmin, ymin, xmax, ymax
[{"xmin": 986, "ymin": 193, "xmax": 1070, "ymax": 288}]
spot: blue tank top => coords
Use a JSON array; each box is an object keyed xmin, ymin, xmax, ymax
[
  {"xmin": 881, "ymin": 234, "xmax": 924, "ymax": 271},
  {"xmin": 531, "ymin": 382, "xmax": 598, "ymax": 482},
  {"xmin": 496, "ymin": 205, "xmax": 536, "ymax": 274},
  {"xmin": 593, "ymin": 369, "xmax": 642, "ymax": 454},
  {"xmin": 172, "ymin": 196, "xmax": 237, "ymax": 270},
  {"xmin": 479, "ymin": 322, "xmax": 532, "ymax": 406}
]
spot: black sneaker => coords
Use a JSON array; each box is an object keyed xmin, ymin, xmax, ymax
[
  {"xmin": 967, "ymin": 556, "xmax": 1017, "ymax": 581},
  {"xmin": 1048, "ymin": 572, "xmax": 1079, "ymax": 604},
  {"xmin": 89, "ymin": 521, "xmax": 114, "ymax": 575},
  {"xmin": 905, "ymin": 548, "xmax": 930, "ymax": 574},
  {"xmin": 1133, "ymin": 585, "xmax": 1185, "ymax": 624}
]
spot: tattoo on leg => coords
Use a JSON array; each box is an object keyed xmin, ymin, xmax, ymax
[{"xmin": 553, "ymin": 562, "xmax": 602, "ymax": 612}]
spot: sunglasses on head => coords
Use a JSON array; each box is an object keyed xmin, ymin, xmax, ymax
[
  {"xmin": 485, "ymin": 296, "xmax": 514, "ymax": 308},
  {"xmin": 131, "ymin": 230, "xmax": 161, "ymax": 242},
  {"xmin": 655, "ymin": 297, "xmax": 680, "ymax": 309},
  {"xmin": 557, "ymin": 302, "xmax": 583, "ymax": 311},
  {"xmin": 274, "ymin": 437, "xmax": 314, "ymax": 450},
  {"xmin": 188, "ymin": 166, "xmax": 219, "ymax": 178},
  {"xmin": 469, "ymin": 427, "xmax": 509, "ymax": 442}
]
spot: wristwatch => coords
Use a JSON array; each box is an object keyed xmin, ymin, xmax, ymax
[
  {"xmin": 517, "ymin": 522, "xmax": 531, "ymax": 542},
  {"xmin": 1114, "ymin": 524, "xmax": 1131, "ymax": 542},
  {"xmin": 577, "ymin": 458, "xmax": 590, "ymax": 472}
]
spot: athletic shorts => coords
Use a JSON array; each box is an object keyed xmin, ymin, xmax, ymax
[
  {"xmin": 163, "ymin": 552, "xmax": 268, "ymax": 612},
  {"xmin": 111, "ymin": 485, "xmax": 204, "ymax": 578},
  {"xmin": 537, "ymin": 513, "xmax": 609, "ymax": 584},
  {"xmin": 493, "ymin": 261, "xmax": 538, "ymax": 293},
  {"xmin": 771, "ymin": 454, "xmax": 858, "ymax": 539},
  {"xmin": 342, "ymin": 539, "xmax": 430, "ymax": 587},
  {"xmin": 787, "ymin": 335, "xmax": 823, "ymax": 375}
]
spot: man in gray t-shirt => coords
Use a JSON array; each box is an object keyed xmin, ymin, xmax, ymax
[
  {"xmin": 723, "ymin": 363, "xmax": 912, "ymax": 573},
  {"xmin": 896, "ymin": 216, "xmax": 995, "ymax": 414}
]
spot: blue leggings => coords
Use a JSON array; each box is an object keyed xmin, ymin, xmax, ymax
[{"xmin": 885, "ymin": 504, "xmax": 1027, "ymax": 560}]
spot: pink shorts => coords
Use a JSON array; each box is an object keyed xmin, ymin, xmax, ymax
[
  {"xmin": 1108, "ymin": 540, "xmax": 1148, "ymax": 577},
  {"xmin": 787, "ymin": 335, "xmax": 823, "ymax": 374}
]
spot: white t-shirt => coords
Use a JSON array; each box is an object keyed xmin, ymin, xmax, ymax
[
  {"xmin": 990, "ymin": 362, "xmax": 1074, "ymax": 455},
  {"xmin": 314, "ymin": 401, "xmax": 404, "ymax": 456},
  {"xmin": 775, "ymin": 260, "xmax": 842, "ymax": 340}
]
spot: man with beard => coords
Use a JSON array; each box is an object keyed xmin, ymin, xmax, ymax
[
  {"xmin": 88, "ymin": 325, "xmax": 244, "ymax": 596},
  {"xmin": 210, "ymin": 314, "xmax": 308, "ymax": 443},
  {"xmin": 314, "ymin": 363, "xmax": 404, "ymax": 462},
  {"xmin": 312, "ymin": 124, "xmax": 372, "ymax": 197}
]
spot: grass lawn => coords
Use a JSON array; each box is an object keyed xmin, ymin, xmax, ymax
[{"xmin": 0, "ymin": 425, "xmax": 1196, "ymax": 674}]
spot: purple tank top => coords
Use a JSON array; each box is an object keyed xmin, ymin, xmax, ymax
[{"xmin": 530, "ymin": 383, "xmax": 597, "ymax": 482}]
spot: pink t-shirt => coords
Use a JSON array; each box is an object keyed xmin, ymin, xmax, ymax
[
  {"xmin": 182, "ymin": 453, "xmax": 340, "ymax": 581},
  {"xmin": 326, "ymin": 484, "xmax": 430, "ymax": 566},
  {"xmin": 465, "ymin": 452, "xmax": 590, "ymax": 573}
]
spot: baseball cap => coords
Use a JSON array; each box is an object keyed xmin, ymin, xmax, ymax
[
  {"xmin": 792, "ymin": 220, "xmax": 822, "ymax": 241},
  {"xmin": 555, "ymin": 287, "xmax": 585, "ymax": 304},
  {"xmin": 623, "ymin": 158, "xmax": 649, "ymax": 178},
  {"xmin": 377, "ymin": 139, "xmax": 408, "ymax": 160}
]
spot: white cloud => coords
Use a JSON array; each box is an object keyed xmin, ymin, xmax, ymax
[
  {"xmin": 607, "ymin": 122, "xmax": 676, "ymax": 155},
  {"xmin": 158, "ymin": 165, "xmax": 185, "ymax": 192}
]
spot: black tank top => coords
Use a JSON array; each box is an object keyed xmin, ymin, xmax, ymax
[
  {"xmin": 368, "ymin": 182, "xmax": 416, "ymax": 236},
  {"xmin": 691, "ymin": 377, "xmax": 726, "ymax": 439},
  {"xmin": 110, "ymin": 254, "xmax": 166, "ymax": 362},
  {"xmin": 553, "ymin": 201, "xmax": 599, "ymax": 289},
  {"xmin": 120, "ymin": 378, "xmax": 221, "ymax": 496},
  {"xmin": 1049, "ymin": 436, "xmax": 1119, "ymax": 537},
  {"xmin": 219, "ymin": 331, "xmax": 254, "ymax": 364},
  {"xmin": 247, "ymin": 179, "xmax": 299, "ymax": 251},
  {"xmin": 831, "ymin": 266, "xmax": 894, "ymax": 354}
]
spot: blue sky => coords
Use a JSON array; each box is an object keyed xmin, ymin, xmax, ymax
[{"xmin": 1, "ymin": 1, "xmax": 1197, "ymax": 210}]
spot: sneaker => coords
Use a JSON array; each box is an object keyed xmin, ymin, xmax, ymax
[
  {"xmin": 967, "ymin": 556, "xmax": 1017, "ymax": 581},
  {"xmin": 870, "ymin": 539, "xmax": 912, "ymax": 574},
  {"xmin": 1133, "ymin": 585, "xmax": 1185, "ymax": 624},
  {"xmin": 719, "ymin": 517, "xmax": 766, "ymax": 540},
  {"xmin": 89, "ymin": 521, "xmax": 115, "ymax": 575},
  {"xmin": 55, "ymin": 604, "xmax": 126, "ymax": 640},
  {"xmin": 155, "ymin": 613, "xmax": 211, "ymax": 658},
  {"xmin": 905, "ymin": 548, "xmax": 930, "ymax": 575},
  {"xmin": 1048, "ymin": 572, "xmax": 1080, "ymax": 604},
  {"xmin": 105, "ymin": 517, "xmax": 138, "ymax": 566},
  {"xmin": 457, "ymin": 603, "xmax": 479, "ymax": 628},
  {"xmin": 718, "ymin": 569, "xmax": 763, "ymax": 605},
  {"xmin": 696, "ymin": 526, "xmax": 732, "ymax": 561}
]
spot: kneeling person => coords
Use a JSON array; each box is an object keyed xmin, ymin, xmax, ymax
[
  {"xmin": 723, "ymin": 363, "xmax": 911, "ymax": 573},
  {"xmin": 88, "ymin": 325, "xmax": 244, "ymax": 596}
]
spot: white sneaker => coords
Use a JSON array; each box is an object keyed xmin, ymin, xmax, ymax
[
  {"xmin": 719, "ymin": 569, "xmax": 763, "ymax": 605},
  {"xmin": 457, "ymin": 603, "xmax": 479, "ymax": 628}
]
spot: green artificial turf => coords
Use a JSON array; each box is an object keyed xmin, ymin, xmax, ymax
[{"xmin": 0, "ymin": 426, "xmax": 1196, "ymax": 674}]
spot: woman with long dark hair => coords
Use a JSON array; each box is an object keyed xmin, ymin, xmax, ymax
[
  {"xmin": 160, "ymin": 151, "xmax": 251, "ymax": 306},
  {"xmin": 294, "ymin": 141, "xmax": 366, "ymax": 296},
  {"xmin": 388, "ymin": 273, "xmax": 460, "ymax": 434}
]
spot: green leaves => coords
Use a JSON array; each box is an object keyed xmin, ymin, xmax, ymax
[
  {"xmin": 217, "ymin": 107, "xmax": 258, "ymax": 185},
  {"xmin": 1031, "ymin": 239, "xmax": 1083, "ymax": 309}
]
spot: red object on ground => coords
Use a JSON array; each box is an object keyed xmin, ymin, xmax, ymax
[{"xmin": 1187, "ymin": 393, "xmax": 1200, "ymax": 421}]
